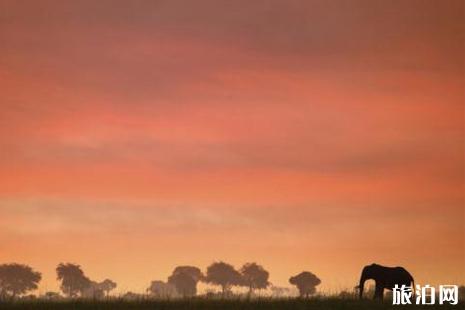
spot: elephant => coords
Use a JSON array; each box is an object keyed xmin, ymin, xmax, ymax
[{"xmin": 358, "ymin": 263, "xmax": 414, "ymax": 300}]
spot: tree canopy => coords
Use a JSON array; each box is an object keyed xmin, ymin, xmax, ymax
[
  {"xmin": 147, "ymin": 280, "xmax": 178, "ymax": 298},
  {"xmin": 289, "ymin": 271, "xmax": 321, "ymax": 297},
  {"xmin": 205, "ymin": 262, "xmax": 242, "ymax": 295},
  {"xmin": 0, "ymin": 263, "xmax": 41, "ymax": 299},
  {"xmin": 240, "ymin": 262, "xmax": 270, "ymax": 295},
  {"xmin": 168, "ymin": 265, "xmax": 203, "ymax": 297},
  {"xmin": 99, "ymin": 279, "xmax": 117, "ymax": 296},
  {"xmin": 56, "ymin": 263, "xmax": 91, "ymax": 297}
]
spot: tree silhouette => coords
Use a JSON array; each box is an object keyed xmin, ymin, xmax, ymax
[
  {"xmin": 0, "ymin": 263, "xmax": 41, "ymax": 300},
  {"xmin": 240, "ymin": 262, "xmax": 270, "ymax": 296},
  {"xmin": 99, "ymin": 279, "xmax": 117, "ymax": 297},
  {"xmin": 147, "ymin": 280, "xmax": 177, "ymax": 298},
  {"xmin": 80, "ymin": 278, "xmax": 116, "ymax": 299},
  {"xmin": 168, "ymin": 272, "xmax": 196, "ymax": 297},
  {"xmin": 270, "ymin": 285, "xmax": 293, "ymax": 297},
  {"xmin": 56, "ymin": 263, "xmax": 91, "ymax": 297},
  {"xmin": 205, "ymin": 261, "xmax": 242, "ymax": 296},
  {"xmin": 82, "ymin": 281, "xmax": 105, "ymax": 299},
  {"xmin": 289, "ymin": 271, "xmax": 321, "ymax": 298},
  {"xmin": 168, "ymin": 266, "xmax": 203, "ymax": 297}
]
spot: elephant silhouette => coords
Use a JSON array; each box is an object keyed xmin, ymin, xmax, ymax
[{"xmin": 358, "ymin": 263, "xmax": 414, "ymax": 300}]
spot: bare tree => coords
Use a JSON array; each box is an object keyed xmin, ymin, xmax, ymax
[
  {"xmin": 0, "ymin": 263, "xmax": 41, "ymax": 300},
  {"xmin": 205, "ymin": 261, "xmax": 242, "ymax": 296},
  {"xmin": 56, "ymin": 263, "xmax": 91, "ymax": 297},
  {"xmin": 289, "ymin": 271, "xmax": 321, "ymax": 298},
  {"xmin": 168, "ymin": 266, "xmax": 203, "ymax": 297},
  {"xmin": 240, "ymin": 262, "xmax": 270, "ymax": 296}
]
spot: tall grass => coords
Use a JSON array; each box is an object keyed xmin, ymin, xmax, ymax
[{"xmin": 0, "ymin": 297, "xmax": 462, "ymax": 310}]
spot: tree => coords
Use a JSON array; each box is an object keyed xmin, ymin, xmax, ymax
[
  {"xmin": 205, "ymin": 262, "xmax": 242, "ymax": 296},
  {"xmin": 147, "ymin": 280, "xmax": 178, "ymax": 298},
  {"xmin": 168, "ymin": 266, "xmax": 203, "ymax": 297},
  {"xmin": 289, "ymin": 271, "xmax": 321, "ymax": 298},
  {"xmin": 168, "ymin": 271, "xmax": 197, "ymax": 297},
  {"xmin": 0, "ymin": 263, "xmax": 41, "ymax": 299},
  {"xmin": 99, "ymin": 279, "xmax": 117, "ymax": 297},
  {"xmin": 80, "ymin": 278, "xmax": 116, "ymax": 299},
  {"xmin": 270, "ymin": 286, "xmax": 294, "ymax": 298},
  {"xmin": 240, "ymin": 262, "xmax": 270, "ymax": 296},
  {"xmin": 81, "ymin": 281, "xmax": 105, "ymax": 299},
  {"xmin": 56, "ymin": 263, "xmax": 91, "ymax": 297}
]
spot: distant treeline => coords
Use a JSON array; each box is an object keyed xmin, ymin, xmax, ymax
[{"xmin": 0, "ymin": 262, "xmax": 321, "ymax": 300}]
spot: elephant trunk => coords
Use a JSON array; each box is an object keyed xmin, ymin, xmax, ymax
[{"xmin": 359, "ymin": 271, "xmax": 368, "ymax": 299}]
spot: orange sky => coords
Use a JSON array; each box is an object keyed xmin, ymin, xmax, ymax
[{"xmin": 0, "ymin": 0, "xmax": 464, "ymax": 294}]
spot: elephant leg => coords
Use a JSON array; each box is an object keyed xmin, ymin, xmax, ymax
[{"xmin": 374, "ymin": 285, "xmax": 384, "ymax": 300}]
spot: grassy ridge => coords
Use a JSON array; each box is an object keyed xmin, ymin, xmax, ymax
[{"xmin": 0, "ymin": 298, "xmax": 462, "ymax": 310}]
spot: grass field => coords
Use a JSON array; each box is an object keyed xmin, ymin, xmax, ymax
[{"xmin": 0, "ymin": 298, "xmax": 462, "ymax": 310}]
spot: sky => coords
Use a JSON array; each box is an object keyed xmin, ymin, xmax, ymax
[{"xmin": 0, "ymin": 0, "xmax": 464, "ymax": 294}]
